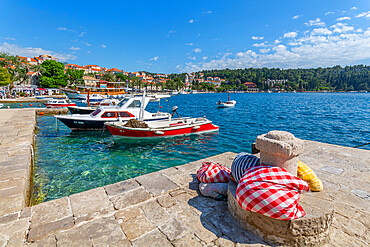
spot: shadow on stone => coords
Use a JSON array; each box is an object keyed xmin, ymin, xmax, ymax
[{"xmin": 186, "ymin": 173, "xmax": 270, "ymax": 245}]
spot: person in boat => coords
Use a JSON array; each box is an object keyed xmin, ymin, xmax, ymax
[{"xmin": 218, "ymin": 100, "xmax": 221, "ymax": 104}]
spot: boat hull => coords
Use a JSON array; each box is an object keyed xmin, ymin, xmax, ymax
[
  {"xmin": 106, "ymin": 122, "xmax": 219, "ymax": 139},
  {"xmin": 56, "ymin": 116, "xmax": 170, "ymax": 131},
  {"xmin": 45, "ymin": 103, "xmax": 76, "ymax": 108},
  {"xmin": 57, "ymin": 117, "xmax": 116, "ymax": 130}
]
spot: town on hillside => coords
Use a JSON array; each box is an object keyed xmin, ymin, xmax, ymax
[
  {"xmin": 0, "ymin": 53, "xmax": 263, "ymax": 97},
  {"xmin": 1, "ymin": 53, "xmax": 368, "ymax": 98}
]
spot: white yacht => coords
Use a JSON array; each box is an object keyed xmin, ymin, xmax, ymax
[{"xmin": 55, "ymin": 94, "xmax": 171, "ymax": 130}]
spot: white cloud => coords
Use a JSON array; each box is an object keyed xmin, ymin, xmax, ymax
[
  {"xmin": 284, "ymin": 32, "xmax": 298, "ymax": 38},
  {"xmin": 150, "ymin": 56, "xmax": 159, "ymax": 61},
  {"xmin": 82, "ymin": 41, "xmax": 91, "ymax": 46},
  {"xmin": 0, "ymin": 42, "xmax": 76, "ymax": 61},
  {"xmin": 194, "ymin": 48, "xmax": 202, "ymax": 53},
  {"xmin": 252, "ymin": 42, "xmax": 266, "ymax": 47},
  {"xmin": 325, "ymin": 12, "xmax": 334, "ymax": 15},
  {"xmin": 331, "ymin": 23, "xmax": 354, "ymax": 33},
  {"xmin": 57, "ymin": 27, "xmax": 75, "ymax": 32},
  {"xmin": 1, "ymin": 37, "xmax": 16, "ymax": 40},
  {"xmin": 305, "ymin": 18, "xmax": 325, "ymax": 26},
  {"xmin": 180, "ymin": 28, "xmax": 370, "ymax": 72},
  {"xmin": 186, "ymin": 42, "xmax": 193, "ymax": 46},
  {"xmin": 356, "ymin": 11, "xmax": 370, "ymax": 18},
  {"xmin": 311, "ymin": 28, "xmax": 333, "ymax": 35},
  {"xmin": 351, "ymin": 7, "xmax": 357, "ymax": 10},
  {"xmin": 101, "ymin": 44, "xmax": 107, "ymax": 48},
  {"xmin": 337, "ymin": 16, "xmax": 351, "ymax": 21},
  {"xmin": 260, "ymin": 48, "xmax": 270, "ymax": 53},
  {"xmin": 236, "ymin": 52, "xmax": 244, "ymax": 57},
  {"xmin": 203, "ymin": 57, "xmax": 208, "ymax": 60},
  {"xmin": 292, "ymin": 15, "xmax": 300, "ymax": 19},
  {"xmin": 69, "ymin": 46, "xmax": 80, "ymax": 51},
  {"xmin": 203, "ymin": 11, "xmax": 212, "ymax": 14},
  {"xmin": 188, "ymin": 56, "xmax": 196, "ymax": 60},
  {"xmin": 252, "ymin": 36, "xmax": 264, "ymax": 40},
  {"xmin": 189, "ymin": 19, "xmax": 194, "ymax": 23},
  {"xmin": 79, "ymin": 32, "xmax": 86, "ymax": 37},
  {"xmin": 167, "ymin": 30, "xmax": 176, "ymax": 36},
  {"xmin": 274, "ymin": 39, "xmax": 281, "ymax": 44}
]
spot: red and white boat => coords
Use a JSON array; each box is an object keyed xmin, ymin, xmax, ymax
[
  {"xmin": 105, "ymin": 117, "xmax": 219, "ymax": 140},
  {"xmin": 44, "ymin": 99, "xmax": 76, "ymax": 108}
]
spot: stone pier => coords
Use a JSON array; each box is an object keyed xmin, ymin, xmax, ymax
[{"xmin": 0, "ymin": 108, "xmax": 369, "ymax": 246}]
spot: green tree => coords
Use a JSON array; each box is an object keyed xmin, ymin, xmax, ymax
[
  {"xmin": 65, "ymin": 69, "xmax": 84, "ymax": 85},
  {"xmin": 0, "ymin": 68, "xmax": 11, "ymax": 86},
  {"xmin": 101, "ymin": 72, "xmax": 116, "ymax": 82},
  {"xmin": 115, "ymin": 73, "xmax": 129, "ymax": 82},
  {"xmin": 39, "ymin": 60, "xmax": 68, "ymax": 88}
]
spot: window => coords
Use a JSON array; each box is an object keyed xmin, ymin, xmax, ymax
[
  {"xmin": 117, "ymin": 98, "xmax": 129, "ymax": 107},
  {"xmin": 128, "ymin": 100, "xmax": 141, "ymax": 108},
  {"xmin": 119, "ymin": 112, "xmax": 134, "ymax": 117},
  {"xmin": 91, "ymin": 109, "xmax": 101, "ymax": 116},
  {"xmin": 101, "ymin": 112, "xmax": 117, "ymax": 118}
]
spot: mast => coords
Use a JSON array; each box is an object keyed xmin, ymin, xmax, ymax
[
  {"xmin": 139, "ymin": 91, "xmax": 146, "ymax": 121},
  {"xmin": 87, "ymin": 89, "xmax": 90, "ymax": 107},
  {"xmin": 228, "ymin": 92, "xmax": 230, "ymax": 101}
]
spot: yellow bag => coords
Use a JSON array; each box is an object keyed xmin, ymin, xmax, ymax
[{"xmin": 297, "ymin": 160, "xmax": 323, "ymax": 192}]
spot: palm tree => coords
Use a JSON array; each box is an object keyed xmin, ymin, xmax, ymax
[{"xmin": 101, "ymin": 72, "xmax": 116, "ymax": 82}]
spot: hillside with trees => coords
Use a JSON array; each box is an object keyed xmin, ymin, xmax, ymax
[{"xmin": 197, "ymin": 65, "xmax": 369, "ymax": 92}]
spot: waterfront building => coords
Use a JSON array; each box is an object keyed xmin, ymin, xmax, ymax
[
  {"xmin": 243, "ymin": 82, "xmax": 259, "ymax": 92},
  {"xmin": 83, "ymin": 75, "xmax": 100, "ymax": 87},
  {"xmin": 25, "ymin": 71, "xmax": 41, "ymax": 86}
]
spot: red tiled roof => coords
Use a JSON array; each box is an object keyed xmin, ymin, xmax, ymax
[
  {"xmin": 107, "ymin": 68, "xmax": 122, "ymax": 72},
  {"xmin": 26, "ymin": 71, "xmax": 38, "ymax": 75}
]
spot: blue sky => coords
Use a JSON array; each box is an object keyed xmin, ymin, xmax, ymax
[{"xmin": 0, "ymin": 0, "xmax": 369, "ymax": 73}]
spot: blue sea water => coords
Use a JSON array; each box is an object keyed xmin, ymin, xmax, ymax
[{"xmin": 31, "ymin": 93, "xmax": 370, "ymax": 204}]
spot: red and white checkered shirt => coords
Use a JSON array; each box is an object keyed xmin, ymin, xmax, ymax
[
  {"xmin": 197, "ymin": 162, "xmax": 231, "ymax": 183},
  {"xmin": 236, "ymin": 165, "xmax": 309, "ymax": 220}
]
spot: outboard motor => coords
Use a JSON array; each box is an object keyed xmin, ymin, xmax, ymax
[{"xmin": 171, "ymin": 106, "xmax": 180, "ymax": 117}]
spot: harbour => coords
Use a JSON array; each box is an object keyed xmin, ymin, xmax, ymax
[
  {"xmin": 1, "ymin": 1, "xmax": 369, "ymax": 245},
  {"xmin": 0, "ymin": 105, "xmax": 368, "ymax": 245}
]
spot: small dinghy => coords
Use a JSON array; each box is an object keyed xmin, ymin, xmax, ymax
[{"xmin": 217, "ymin": 93, "xmax": 236, "ymax": 108}]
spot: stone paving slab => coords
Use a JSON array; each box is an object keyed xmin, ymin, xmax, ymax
[{"xmin": 0, "ymin": 109, "xmax": 35, "ymax": 216}]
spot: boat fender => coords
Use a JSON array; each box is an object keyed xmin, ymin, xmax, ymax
[{"xmin": 155, "ymin": 131, "xmax": 165, "ymax": 135}]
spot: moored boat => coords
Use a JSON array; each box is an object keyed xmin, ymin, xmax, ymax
[
  {"xmin": 217, "ymin": 93, "xmax": 236, "ymax": 108},
  {"xmin": 67, "ymin": 98, "xmax": 120, "ymax": 114},
  {"xmin": 55, "ymin": 93, "xmax": 171, "ymax": 130},
  {"xmin": 105, "ymin": 117, "xmax": 219, "ymax": 140},
  {"xmin": 44, "ymin": 99, "xmax": 76, "ymax": 108}
]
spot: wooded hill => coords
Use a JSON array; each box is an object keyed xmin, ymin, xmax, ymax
[{"xmin": 197, "ymin": 65, "xmax": 369, "ymax": 91}]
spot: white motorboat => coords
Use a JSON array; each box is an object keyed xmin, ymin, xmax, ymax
[
  {"xmin": 81, "ymin": 94, "xmax": 106, "ymax": 104},
  {"xmin": 0, "ymin": 103, "xmax": 3, "ymax": 108},
  {"xmin": 44, "ymin": 99, "xmax": 76, "ymax": 108},
  {"xmin": 67, "ymin": 98, "xmax": 121, "ymax": 114},
  {"xmin": 217, "ymin": 93, "xmax": 236, "ymax": 108},
  {"xmin": 55, "ymin": 93, "xmax": 171, "ymax": 130}
]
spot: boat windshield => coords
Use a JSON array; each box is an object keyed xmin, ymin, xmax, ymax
[
  {"xmin": 117, "ymin": 98, "xmax": 129, "ymax": 107},
  {"xmin": 91, "ymin": 108, "xmax": 101, "ymax": 116}
]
